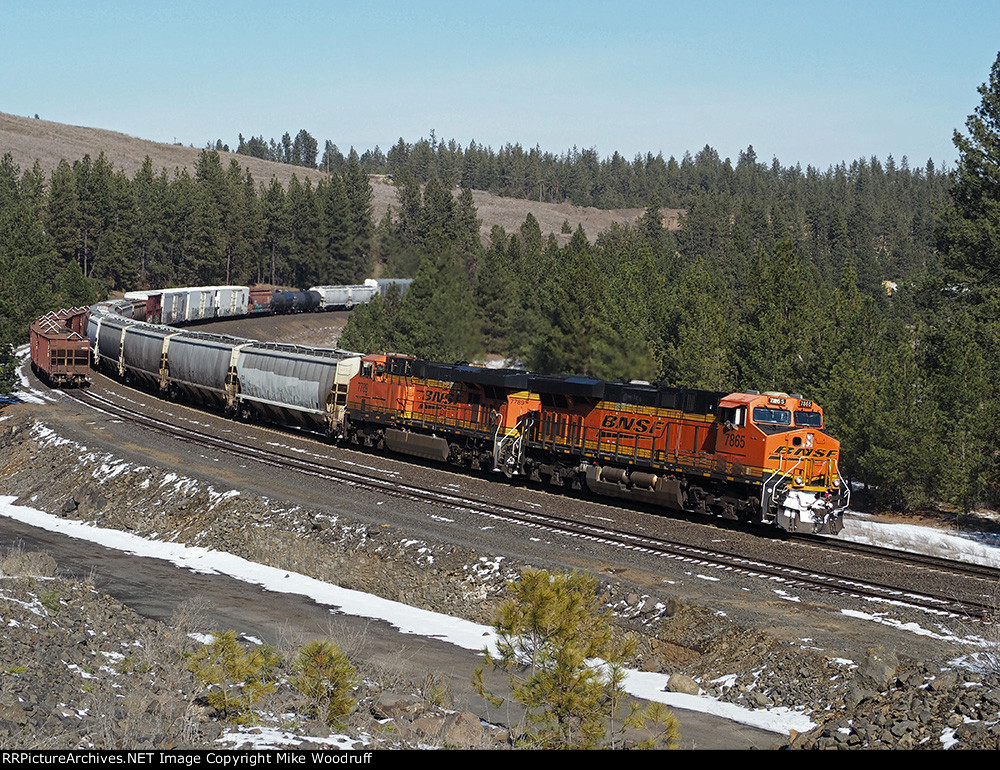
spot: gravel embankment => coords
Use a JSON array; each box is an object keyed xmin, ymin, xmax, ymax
[{"xmin": 2, "ymin": 407, "xmax": 1000, "ymax": 749}]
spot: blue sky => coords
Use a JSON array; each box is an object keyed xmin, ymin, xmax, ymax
[{"xmin": 5, "ymin": 0, "xmax": 1000, "ymax": 170}]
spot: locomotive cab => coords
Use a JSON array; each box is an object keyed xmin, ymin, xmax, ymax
[{"xmin": 715, "ymin": 394, "xmax": 755, "ymax": 469}]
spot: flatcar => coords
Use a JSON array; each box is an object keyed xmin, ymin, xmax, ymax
[{"xmin": 29, "ymin": 308, "xmax": 91, "ymax": 387}]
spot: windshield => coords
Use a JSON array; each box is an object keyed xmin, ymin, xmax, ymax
[
  {"xmin": 752, "ymin": 407, "xmax": 791, "ymax": 426},
  {"xmin": 794, "ymin": 411, "xmax": 823, "ymax": 427}
]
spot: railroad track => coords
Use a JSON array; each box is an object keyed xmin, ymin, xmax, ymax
[
  {"xmin": 52, "ymin": 377, "xmax": 1000, "ymax": 624},
  {"xmin": 794, "ymin": 532, "xmax": 1000, "ymax": 582}
]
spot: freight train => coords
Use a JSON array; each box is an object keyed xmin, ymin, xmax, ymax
[{"xmin": 31, "ymin": 283, "xmax": 849, "ymax": 535}]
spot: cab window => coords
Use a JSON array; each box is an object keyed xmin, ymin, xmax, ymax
[
  {"xmin": 752, "ymin": 407, "xmax": 791, "ymax": 426},
  {"xmin": 720, "ymin": 405, "xmax": 746, "ymax": 427},
  {"xmin": 794, "ymin": 411, "xmax": 822, "ymax": 427}
]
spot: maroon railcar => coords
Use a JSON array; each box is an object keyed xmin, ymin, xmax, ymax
[
  {"xmin": 29, "ymin": 307, "xmax": 92, "ymax": 387},
  {"xmin": 248, "ymin": 288, "xmax": 273, "ymax": 314}
]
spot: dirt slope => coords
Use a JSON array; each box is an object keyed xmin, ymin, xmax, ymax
[{"xmin": 0, "ymin": 111, "xmax": 670, "ymax": 244}]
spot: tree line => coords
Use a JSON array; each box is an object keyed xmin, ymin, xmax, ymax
[{"xmin": 339, "ymin": 166, "xmax": 956, "ymax": 510}]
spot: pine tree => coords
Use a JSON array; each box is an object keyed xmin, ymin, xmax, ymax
[
  {"xmin": 261, "ymin": 178, "xmax": 289, "ymax": 285},
  {"xmin": 316, "ymin": 174, "xmax": 352, "ymax": 284},
  {"xmin": 285, "ymin": 176, "xmax": 323, "ymax": 287},
  {"xmin": 939, "ymin": 53, "xmax": 1000, "ymax": 286},
  {"xmin": 396, "ymin": 233, "xmax": 481, "ymax": 361},
  {"xmin": 931, "ymin": 50, "xmax": 1000, "ymax": 510},
  {"xmin": 291, "ymin": 129, "xmax": 318, "ymax": 168},
  {"xmin": 343, "ymin": 156, "xmax": 374, "ymax": 281},
  {"xmin": 0, "ymin": 155, "xmax": 57, "ymax": 345},
  {"xmin": 131, "ymin": 158, "xmax": 170, "ymax": 286},
  {"xmin": 661, "ymin": 256, "xmax": 732, "ymax": 389},
  {"xmin": 474, "ymin": 569, "xmax": 679, "ymax": 749},
  {"xmin": 454, "ymin": 185, "xmax": 482, "ymax": 279},
  {"xmin": 47, "ymin": 159, "xmax": 81, "ymax": 271}
]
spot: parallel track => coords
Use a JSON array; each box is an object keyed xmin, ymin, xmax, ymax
[{"xmin": 58, "ymin": 379, "xmax": 1000, "ymax": 623}]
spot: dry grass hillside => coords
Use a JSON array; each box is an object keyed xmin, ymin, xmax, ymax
[{"xmin": 0, "ymin": 110, "xmax": 676, "ymax": 244}]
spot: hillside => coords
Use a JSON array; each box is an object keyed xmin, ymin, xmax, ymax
[{"xmin": 0, "ymin": 111, "xmax": 663, "ymax": 244}]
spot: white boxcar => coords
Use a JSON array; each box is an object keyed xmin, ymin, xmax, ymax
[
  {"xmin": 160, "ymin": 289, "xmax": 189, "ymax": 325},
  {"xmin": 215, "ymin": 286, "xmax": 250, "ymax": 318},
  {"xmin": 183, "ymin": 287, "xmax": 217, "ymax": 322}
]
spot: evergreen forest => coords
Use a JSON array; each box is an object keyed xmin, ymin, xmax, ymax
[{"xmin": 4, "ymin": 53, "xmax": 1000, "ymax": 517}]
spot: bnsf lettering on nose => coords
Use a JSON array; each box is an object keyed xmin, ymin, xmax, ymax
[{"xmin": 601, "ymin": 414, "xmax": 656, "ymax": 433}]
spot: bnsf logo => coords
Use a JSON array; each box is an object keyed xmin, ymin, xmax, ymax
[
  {"xmin": 769, "ymin": 446, "xmax": 838, "ymax": 459},
  {"xmin": 600, "ymin": 414, "xmax": 664, "ymax": 434},
  {"xmin": 424, "ymin": 390, "xmax": 459, "ymax": 404}
]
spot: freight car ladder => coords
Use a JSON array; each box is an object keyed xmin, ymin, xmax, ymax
[{"xmin": 223, "ymin": 343, "xmax": 247, "ymax": 415}]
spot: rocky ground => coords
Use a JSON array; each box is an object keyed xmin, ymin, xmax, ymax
[
  {"xmin": 2, "ymin": 405, "xmax": 1000, "ymax": 749},
  {"xmin": 0, "ymin": 552, "xmax": 500, "ymax": 750}
]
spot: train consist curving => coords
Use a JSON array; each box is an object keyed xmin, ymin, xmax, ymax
[{"xmin": 30, "ymin": 280, "xmax": 849, "ymax": 535}]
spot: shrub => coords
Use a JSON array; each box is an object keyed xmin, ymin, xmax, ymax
[
  {"xmin": 188, "ymin": 631, "xmax": 281, "ymax": 723},
  {"xmin": 290, "ymin": 640, "xmax": 358, "ymax": 726},
  {"xmin": 474, "ymin": 569, "xmax": 679, "ymax": 749}
]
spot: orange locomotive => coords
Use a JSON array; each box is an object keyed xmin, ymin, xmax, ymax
[
  {"xmin": 343, "ymin": 354, "xmax": 533, "ymax": 470},
  {"xmin": 523, "ymin": 380, "xmax": 846, "ymax": 534},
  {"xmin": 345, "ymin": 355, "xmax": 848, "ymax": 535}
]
